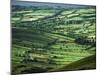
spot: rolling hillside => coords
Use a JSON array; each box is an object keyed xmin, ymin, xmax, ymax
[
  {"xmin": 50, "ymin": 54, "xmax": 96, "ymax": 72},
  {"xmin": 11, "ymin": 1, "xmax": 96, "ymax": 74}
]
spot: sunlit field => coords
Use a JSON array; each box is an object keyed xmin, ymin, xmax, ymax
[{"xmin": 11, "ymin": 1, "xmax": 96, "ymax": 74}]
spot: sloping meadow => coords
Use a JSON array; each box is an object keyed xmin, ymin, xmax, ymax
[{"xmin": 11, "ymin": 0, "xmax": 96, "ymax": 74}]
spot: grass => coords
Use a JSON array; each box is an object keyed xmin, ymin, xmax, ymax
[
  {"xmin": 50, "ymin": 54, "xmax": 96, "ymax": 72},
  {"xmin": 11, "ymin": 4, "xmax": 96, "ymax": 74}
]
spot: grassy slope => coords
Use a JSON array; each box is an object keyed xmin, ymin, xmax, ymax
[
  {"xmin": 50, "ymin": 54, "xmax": 96, "ymax": 72},
  {"xmin": 12, "ymin": 5, "xmax": 96, "ymax": 74},
  {"xmin": 12, "ymin": 55, "xmax": 96, "ymax": 74}
]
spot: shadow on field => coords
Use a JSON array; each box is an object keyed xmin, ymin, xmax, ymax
[{"xmin": 49, "ymin": 54, "xmax": 96, "ymax": 72}]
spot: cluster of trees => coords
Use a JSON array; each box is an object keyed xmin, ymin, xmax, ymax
[{"xmin": 75, "ymin": 36, "xmax": 96, "ymax": 46}]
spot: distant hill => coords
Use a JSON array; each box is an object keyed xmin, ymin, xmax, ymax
[{"xmin": 12, "ymin": 0, "xmax": 95, "ymax": 9}]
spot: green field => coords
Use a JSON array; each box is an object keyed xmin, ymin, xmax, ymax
[{"xmin": 11, "ymin": 1, "xmax": 96, "ymax": 74}]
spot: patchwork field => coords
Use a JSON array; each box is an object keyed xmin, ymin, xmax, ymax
[{"xmin": 11, "ymin": 1, "xmax": 96, "ymax": 74}]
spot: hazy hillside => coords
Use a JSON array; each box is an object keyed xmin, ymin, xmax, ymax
[{"xmin": 12, "ymin": 0, "xmax": 95, "ymax": 9}]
